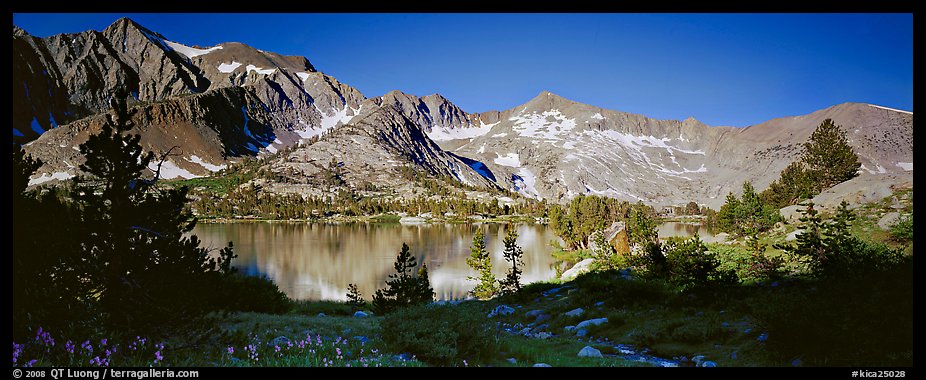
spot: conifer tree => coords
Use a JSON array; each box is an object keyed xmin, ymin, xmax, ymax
[
  {"xmin": 801, "ymin": 118, "xmax": 860, "ymax": 190},
  {"xmin": 372, "ymin": 243, "xmax": 433, "ymax": 314},
  {"xmin": 498, "ymin": 226, "xmax": 524, "ymax": 295},
  {"xmin": 466, "ymin": 228, "xmax": 498, "ymax": 299}
]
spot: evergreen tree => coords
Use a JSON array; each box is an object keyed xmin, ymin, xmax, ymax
[
  {"xmin": 466, "ymin": 228, "xmax": 498, "ymax": 300},
  {"xmin": 372, "ymin": 243, "xmax": 433, "ymax": 314},
  {"xmin": 498, "ymin": 226, "xmax": 524, "ymax": 295},
  {"xmin": 415, "ymin": 263, "xmax": 436, "ymax": 304},
  {"xmin": 801, "ymin": 118, "xmax": 860, "ymax": 190},
  {"xmin": 775, "ymin": 202, "xmax": 826, "ymax": 274},
  {"xmin": 346, "ymin": 283, "xmax": 366, "ymax": 308},
  {"xmin": 628, "ymin": 202, "xmax": 658, "ymax": 249}
]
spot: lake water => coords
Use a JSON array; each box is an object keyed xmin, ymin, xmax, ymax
[
  {"xmin": 192, "ymin": 220, "xmax": 713, "ymax": 302},
  {"xmin": 657, "ymin": 221, "xmax": 717, "ymax": 241},
  {"xmin": 192, "ymin": 222, "xmax": 563, "ymax": 301}
]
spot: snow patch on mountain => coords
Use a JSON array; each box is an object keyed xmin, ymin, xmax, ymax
[
  {"xmin": 217, "ymin": 61, "xmax": 242, "ymax": 73},
  {"xmin": 189, "ymin": 155, "xmax": 226, "ymax": 172},
  {"xmin": 246, "ymin": 64, "xmax": 276, "ymax": 75},
  {"xmin": 164, "ymin": 40, "xmax": 223, "ymax": 58},
  {"xmin": 296, "ymin": 72, "xmax": 310, "ymax": 82},
  {"xmin": 28, "ymin": 171, "xmax": 73, "ymax": 186},
  {"xmin": 427, "ymin": 120, "xmax": 498, "ymax": 141},
  {"xmin": 896, "ymin": 162, "xmax": 913, "ymax": 171},
  {"xmin": 509, "ymin": 109, "xmax": 577, "ymax": 139},
  {"xmin": 591, "ymin": 112, "xmax": 605, "ymax": 120},
  {"xmin": 868, "ymin": 104, "xmax": 912, "ymax": 115},
  {"xmin": 512, "ymin": 168, "xmax": 541, "ymax": 199},
  {"xmin": 149, "ymin": 160, "xmax": 200, "ymax": 180},
  {"xmin": 494, "ymin": 153, "xmax": 521, "ymax": 167}
]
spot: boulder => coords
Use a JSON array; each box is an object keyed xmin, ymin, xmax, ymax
[
  {"xmin": 533, "ymin": 332, "xmax": 553, "ymax": 340},
  {"xmin": 533, "ymin": 363, "xmax": 552, "ymax": 367},
  {"xmin": 269, "ymin": 336, "xmax": 291, "ymax": 347},
  {"xmin": 488, "ymin": 305, "xmax": 515, "ymax": 318},
  {"xmin": 353, "ymin": 311, "xmax": 369, "ymax": 318},
  {"xmin": 701, "ymin": 361, "xmax": 718, "ymax": 367},
  {"xmin": 577, "ymin": 346, "xmax": 603, "ymax": 358},
  {"xmin": 878, "ymin": 212, "xmax": 902, "ymax": 230},
  {"xmin": 506, "ymin": 358, "xmax": 517, "ymax": 364},
  {"xmin": 576, "ymin": 318, "xmax": 608, "ymax": 330},
  {"xmin": 576, "ymin": 329, "xmax": 588, "ymax": 337},
  {"xmin": 565, "ymin": 308, "xmax": 585, "ymax": 317},
  {"xmin": 525, "ymin": 309, "xmax": 545, "ymax": 318},
  {"xmin": 561, "ymin": 259, "xmax": 595, "ymax": 281}
]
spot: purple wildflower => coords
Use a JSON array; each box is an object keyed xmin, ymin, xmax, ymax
[
  {"xmin": 65, "ymin": 340, "xmax": 75, "ymax": 354},
  {"xmin": 100, "ymin": 338, "xmax": 108, "ymax": 346},
  {"xmin": 154, "ymin": 350, "xmax": 163, "ymax": 364},
  {"xmin": 227, "ymin": 346, "xmax": 235, "ymax": 355},
  {"xmin": 25, "ymin": 359, "xmax": 37, "ymax": 367}
]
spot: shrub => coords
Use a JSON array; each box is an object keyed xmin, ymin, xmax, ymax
[
  {"xmin": 379, "ymin": 303, "xmax": 498, "ymax": 366},
  {"xmin": 212, "ymin": 273, "xmax": 291, "ymax": 314},
  {"xmin": 662, "ymin": 236, "xmax": 736, "ymax": 288},
  {"xmin": 889, "ymin": 213, "xmax": 913, "ymax": 243}
]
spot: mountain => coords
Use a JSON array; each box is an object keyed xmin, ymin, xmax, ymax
[
  {"xmin": 16, "ymin": 18, "xmax": 913, "ymax": 210},
  {"xmin": 445, "ymin": 92, "xmax": 912, "ymax": 209}
]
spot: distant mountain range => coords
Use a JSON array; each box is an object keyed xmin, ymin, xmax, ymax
[{"xmin": 15, "ymin": 18, "xmax": 913, "ymax": 209}]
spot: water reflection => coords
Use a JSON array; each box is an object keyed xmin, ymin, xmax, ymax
[
  {"xmin": 657, "ymin": 221, "xmax": 716, "ymax": 240},
  {"xmin": 192, "ymin": 222, "xmax": 562, "ymax": 301}
]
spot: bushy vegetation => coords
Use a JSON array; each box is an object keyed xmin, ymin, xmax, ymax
[
  {"xmin": 713, "ymin": 181, "xmax": 782, "ymax": 237},
  {"xmin": 548, "ymin": 195, "xmax": 636, "ymax": 249},
  {"xmin": 12, "ymin": 94, "xmax": 277, "ymax": 338},
  {"xmin": 379, "ymin": 303, "xmax": 498, "ymax": 366}
]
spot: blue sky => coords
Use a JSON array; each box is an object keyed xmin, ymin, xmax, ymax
[{"xmin": 13, "ymin": 13, "xmax": 913, "ymax": 127}]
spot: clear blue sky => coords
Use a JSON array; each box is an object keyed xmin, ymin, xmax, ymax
[{"xmin": 13, "ymin": 13, "xmax": 913, "ymax": 127}]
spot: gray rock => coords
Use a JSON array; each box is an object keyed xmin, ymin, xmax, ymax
[
  {"xmin": 701, "ymin": 361, "xmax": 718, "ymax": 367},
  {"xmin": 594, "ymin": 301, "xmax": 605, "ymax": 307},
  {"xmin": 577, "ymin": 346, "xmax": 603, "ymax": 358},
  {"xmin": 576, "ymin": 318, "xmax": 608, "ymax": 330},
  {"xmin": 691, "ymin": 355, "xmax": 707, "ymax": 366},
  {"xmin": 576, "ymin": 329, "xmax": 588, "ymax": 337},
  {"xmin": 533, "ymin": 332, "xmax": 553, "ymax": 340},
  {"xmin": 506, "ymin": 358, "xmax": 517, "ymax": 364},
  {"xmin": 541, "ymin": 287, "xmax": 564, "ymax": 296},
  {"xmin": 518, "ymin": 327, "xmax": 532, "ymax": 336},
  {"xmin": 565, "ymin": 308, "xmax": 585, "ymax": 317},
  {"xmin": 757, "ymin": 332, "xmax": 768, "ymax": 342},
  {"xmin": 532, "ymin": 363, "xmax": 552, "ymax": 367},
  {"xmin": 316, "ymin": 313, "xmax": 327, "ymax": 317},
  {"xmin": 561, "ymin": 259, "xmax": 595, "ymax": 281},
  {"xmin": 878, "ymin": 212, "xmax": 902, "ymax": 230},
  {"xmin": 791, "ymin": 358, "xmax": 803, "ymax": 367},
  {"xmin": 269, "ymin": 336, "xmax": 291, "ymax": 347},
  {"xmin": 785, "ymin": 230, "xmax": 802, "ymax": 241},
  {"xmin": 488, "ymin": 305, "xmax": 515, "ymax": 318},
  {"xmin": 564, "ymin": 326, "xmax": 576, "ymax": 333},
  {"xmin": 353, "ymin": 311, "xmax": 369, "ymax": 318},
  {"xmin": 534, "ymin": 314, "xmax": 552, "ymax": 324},
  {"xmin": 525, "ymin": 309, "xmax": 545, "ymax": 318}
]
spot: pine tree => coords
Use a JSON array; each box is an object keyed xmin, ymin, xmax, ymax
[
  {"xmin": 775, "ymin": 202, "xmax": 826, "ymax": 274},
  {"xmin": 346, "ymin": 283, "xmax": 366, "ymax": 308},
  {"xmin": 372, "ymin": 243, "xmax": 433, "ymax": 314},
  {"xmin": 498, "ymin": 225, "xmax": 524, "ymax": 295},
  {"xmin": 628, "ymin": 202, "xmax": 658, "ymax": 249},
  {"xmin": 801, "ymin": 118, "xmax": 860, "ymax": 190},
  {"xmin": 466, "ymin": 228, "xmax": 498, "ymax": 300}
]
